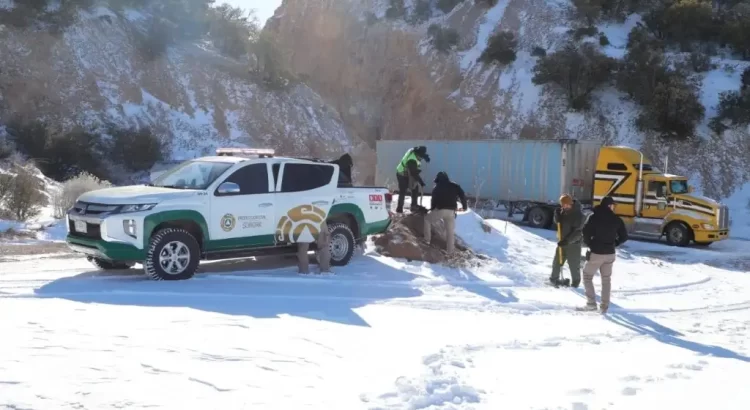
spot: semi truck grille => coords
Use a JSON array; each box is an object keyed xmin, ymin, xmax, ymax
[{"xmin": 719, "ymin": 205, "xmax": 730, "ymax": 230}]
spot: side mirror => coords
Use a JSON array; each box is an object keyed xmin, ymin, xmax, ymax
[{"xmin": 217, "ymin": 182, "xmax": 240, "ymax": 195}]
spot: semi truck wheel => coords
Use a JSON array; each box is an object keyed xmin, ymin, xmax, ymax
[
  {"xmin": 694, "ymin": 241, "xmax": 712, "ymax": 247},
  {"xmin": 528, "ymin": 206, "xmax": 552, "ymax": 230},
  {"xmin": 87, "ymin": 256, "xmax": 134, "ymax": 270},
  {"xmin": 144, "ymin": 228, "xmax": 200, "ymax": 281},
  {"xmin": 328, "ymin": 222, "xmax": 355, "ymax": 266},
  {"xmin": 665, "ymin": 222, "xmax": 691, "ymax": 247}
]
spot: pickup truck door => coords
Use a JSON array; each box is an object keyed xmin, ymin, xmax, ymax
[
  {"xmin": 209, "ymin": 163, "xmax": 276, "ymax": 249},
  {"xmin": 272, "ymin": 161, "xmax": 337, "ymax": 245}
]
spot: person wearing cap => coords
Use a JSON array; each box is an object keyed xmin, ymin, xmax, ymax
[
  {"xmin": 424, "ymin": 171, "xmax": 468, "ymax": 254},
  {"xmin": 549, "ymin": 194, "xmax": 585, "ymax": 288},
  {"xmin": 395, "ymin": 146, "xmax": 430, "ymax": 213},
  {"xmin": 579, "ymin": 196, "xmax": 629, "ymax": 314}
]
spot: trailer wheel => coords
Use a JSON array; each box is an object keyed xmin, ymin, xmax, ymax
[
  {"xmin": 528, "ymin": 206, "xmax": 552, "ymax": 229},
  {"xmin": 665, "ymin": 222, "xmax": 691, "ymax": 247}
]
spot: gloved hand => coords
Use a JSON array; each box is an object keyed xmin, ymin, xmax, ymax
[
  {"xmin": 420, "ymin": 180, "xmax": 425, "ymax": 187},
  {"xmin": 557, "ymin": 239, "xmax": 568, "ymax": 247},
  {"xmin": 554, "ymin": 208, "xmax": 562, "ymax": 218},
  {"xmin": 585, "ymin": 250, "xmax": 591, "ymax": 261},
  {"xmin": 423, "ymin": 154, "xmax": 431, "ymax": 163}
]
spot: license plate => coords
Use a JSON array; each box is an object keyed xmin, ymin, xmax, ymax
[{"xmin": 74, "ymin": 220, "xmax": 87, "ymax": 233}]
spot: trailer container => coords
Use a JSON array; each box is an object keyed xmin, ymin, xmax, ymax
[{"xmin": 376, "ymin": 139, "xmax": 601, "ymax": 224}]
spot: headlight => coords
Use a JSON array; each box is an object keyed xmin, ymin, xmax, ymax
[
  {"xmin": 120, "ymin": 204, "xmax": 157, "ymax": 213},
  {"xmin": 702, "ymin": 223, "xmax": 715, "ymax": 230}
]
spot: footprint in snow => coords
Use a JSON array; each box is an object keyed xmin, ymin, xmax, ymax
[{"xmin": 621, "ymin": 386, "xmax": 640, "ymax": 396}]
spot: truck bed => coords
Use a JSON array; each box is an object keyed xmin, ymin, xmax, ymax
[{"xmin": 375, "ymin": 139, "xmax": 601, "ymax": 204}]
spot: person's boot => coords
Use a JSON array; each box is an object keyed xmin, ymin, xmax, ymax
[
  {"xmin": 599, "ymin": 304, "xmax": 609, "ymax": 314},
  {"xmin": 548, "ymin": 277, "xmax": 560, "ymax": 287},
  {"xmin": 576, "ymin": 303, "xmax": 598, "ymax": 312}
]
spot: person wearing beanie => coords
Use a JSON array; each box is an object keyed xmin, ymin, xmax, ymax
[
  {"xmin": 424, "ymin": 171, "xmax": 468, "ymax": 253},
  {"xmin": 578, "ymin": 196, "xmax": 629, "ymax": 314},
  {"xmin": 549, "ymin": 194, "xmax": 585, "ymax": 288}
]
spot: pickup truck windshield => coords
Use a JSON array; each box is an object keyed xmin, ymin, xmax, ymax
[
  {"xmin": 670, "ymin": 180, "xmax": 689, "ymax": 194},
  {"xmin": 151, "ymin": 160, "xmax": 233, "ymax": 190}
]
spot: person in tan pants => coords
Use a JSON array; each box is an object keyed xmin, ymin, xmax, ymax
[
  {"xmin": 579, "ymin": 196, "xmax": 628, "ymax": 313},
  {"xmin": 297, "ymin": 221, "xmax": 331, "ymax": 274},
  {"xmin": 424, "ymin": 172, "xmax": 468, "ymax": 253}
]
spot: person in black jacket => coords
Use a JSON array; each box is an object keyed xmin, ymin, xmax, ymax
[
  {"xmin": 578, "ymin": 196, "xmax": 628, "ymax": 314},
  {"xmin": 424, "ymin": 172, "xmax": 467, "ymax": 253},
  {"xmin": 395, "ymin": 146, "xmax": 430, "ymax": 213}
]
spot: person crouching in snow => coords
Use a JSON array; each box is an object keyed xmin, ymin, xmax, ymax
[
  {"xmin": 424, "ymin": 172, "xmax": 467, "ymax": 254},
  {"xmin": 549, "ymin": 194, "xmax": 584, "ymax": 288}
]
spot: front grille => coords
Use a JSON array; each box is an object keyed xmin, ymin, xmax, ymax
[
  {"xmin": 68, "ymin": 220, "xmax": 102, "ymax": 240},
  {"xmin": 73, "ymin": 201, "xmax": 120, "ymax": 216},
  {"xmin": 718, "ymin": 205, "xmax": 730, "ymax": 230}
]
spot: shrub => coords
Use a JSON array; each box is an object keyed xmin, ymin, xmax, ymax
[
  {"xmin": 743, "ymin": 66, "xmax": 750, "ymax": 89},
  {"xmin": 137, "ymin": 16, "xmax": 174, "ymax": 61},
  {"xmin": 386, "ymin": 0, "xmax": 406, "ymax": 19},
  {"xmin": 635, "ymin": 73, "xmax": 705, "ymax": 139},
  {"xmin": 599, "ymin": 33, "xmax": 610, "ymax": 46},
  {"xmin": 206, "ymin": 4, "xmax": 259, "ymax": 58},
  {"xmin": 3, "ymin": 166, "xmax": 46, "ymax": 221},
  {"xmin": 531, "ymin": 46, "xmax": 547, "ymax": 57},
  {"xmin": 0, "ymin": 172, "xmax": 12, "ymax": 205},
  {"xmin": 6, "ymin": 119, "xmax": 110, "ymax": 181},
  {"xmin": 570, "ymin": 26, "xmax": 598, "ymax": 40},
  {"xmin": 475, "ymin": 0, "xmax": 498, "ymax": 7},
  {"xmin": 532, "ymin": 42, "xmax": 617, "ymax": 110},
  {"xmin": 410, "ymin": 0, "xmax": 432, "ymax": 24},
  {"xmin": 688, "ymin": 50, "xmax": 712, "ymax": 72},
  {"xmin": 720, "ymin": 4, "xmax": 750, "ymax": 59},
  {"xmin": 571, "ymin": 0, "xmax": 602, "ymax": 25},
  {"xmin": 428, "ymin": 24, "xmax": 460, "ymax": 53},
  {"xmin": 437, "ymin": 0, "xmax": 464, "ymax": 14},
  {"xmin": 52, "ymin": 172, "xmax": 113, "ymax": 219},
  {"xmin": 478, "ymin": 30, "xmax": 517, "ymax": 65},
  {"xmin": 616, "ymin": 25, "xmax": 669, "ymax": 105},
  {"xmin": 0, "ymin": 137, "xmax": 13, "ymax": 160},
  {"xmin": 109, "ymin": 127, "xmax": 164, "ymax": 172},
  {"xmin": 643, "ymin": 0, "xmax": 716, "ymax": 46}
]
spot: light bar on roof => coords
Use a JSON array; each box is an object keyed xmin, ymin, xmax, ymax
[{"xmin": 215, "ymin": 147, "xmax": 275, "ymax": 157}]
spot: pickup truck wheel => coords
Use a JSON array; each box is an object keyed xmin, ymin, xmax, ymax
[
  {"xmin": 144, "ymin": 228, "xmax": 200, "ymax": 281},
  {"xmin": 328, "ymin": 222, "xmax": 355, "ymax": 266},
  {"xmin": 86, "ymin": 256, "xmax": 134, "ymax": 270},
  {"xmin": 665, "ymin": 222, "xmax": 691, "ymax": 247}
]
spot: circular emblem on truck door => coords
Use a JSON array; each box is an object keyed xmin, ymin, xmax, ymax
[
  {"xmin": 276, "ymin": 204, "xmax": 327, "ymax": 243},
  {"xmin": 220, "ymin": 213, "xmax": 236, "ymax": 232}
]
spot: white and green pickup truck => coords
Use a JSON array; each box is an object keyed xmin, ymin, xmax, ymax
[{"xmin": 65, "ymin": 148, "xmax": 393, "ymax": 280}]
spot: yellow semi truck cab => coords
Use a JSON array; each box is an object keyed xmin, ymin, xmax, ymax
[{"xmin": 593, "ymin": 146, "xmax": 729, "ymax": 246}]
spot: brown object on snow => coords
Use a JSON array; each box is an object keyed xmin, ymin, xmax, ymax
[{"xmin": 373, "ymin": 213, "xmax": 490, "ymax": 268}]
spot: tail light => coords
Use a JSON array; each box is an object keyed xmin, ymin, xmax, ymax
[{"xmin": 385, "ymin": 192, "xmax": 393, "ymax": 215}]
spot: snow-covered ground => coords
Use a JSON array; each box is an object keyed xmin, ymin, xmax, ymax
[{"xmin": 1, "ymin": 196, "xmax": 749, "ymax": 409}]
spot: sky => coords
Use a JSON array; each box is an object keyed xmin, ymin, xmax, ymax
[{"xmin": 220, "ymin": 0, "xmax": 283, "ymax": 25}]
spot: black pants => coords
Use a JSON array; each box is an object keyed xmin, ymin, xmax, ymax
[{"xmin": 396, "ymin": 173, "xmax": 418, "ymax": 213}]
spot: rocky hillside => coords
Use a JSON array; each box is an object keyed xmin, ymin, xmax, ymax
[
  {"xmin": 266, "ymin": 0, "xmax": 750, "ymax": 199},
  {"xmin": 0, "ymin": 0, "xmax": 358, "ymax": 182}
]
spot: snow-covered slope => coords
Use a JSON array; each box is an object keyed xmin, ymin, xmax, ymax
[
  {"xmin": 2, "ymin": 200, "xmax": 750, "ymax": 408},
  {"xmin": 267, "ymin": 0, "xmax": 750, "ymax": 210},
  {"xmin": 0, "ymin": 4, "xmax": 354, "ymax": 162}
]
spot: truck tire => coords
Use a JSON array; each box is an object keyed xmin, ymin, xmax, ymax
[
  {"xmin": 327, "ymin": 222, "xmax": 355, "ymax": 266},
  {"xmin": 665, "ymin": 222, "xmax": 691, "ymax": 247},
  {"xmin": 528, "ymin": 206, "xmax": 552, "ymax": 229},
  {"xmin": 144, "ymin": 228, "xmax": 200, "ymax": 281},
  {"xmin": 87, "ymin": 256, "xmax": 134, "ymax": 270},
  {"xmin": 693, "ymin": 241, "xmax": 712, "ymax": 247}
]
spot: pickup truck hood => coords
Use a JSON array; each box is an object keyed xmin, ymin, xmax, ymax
[{"xmin": 77, "ymin": 186, "xmax": 200, "ymax": 205}]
